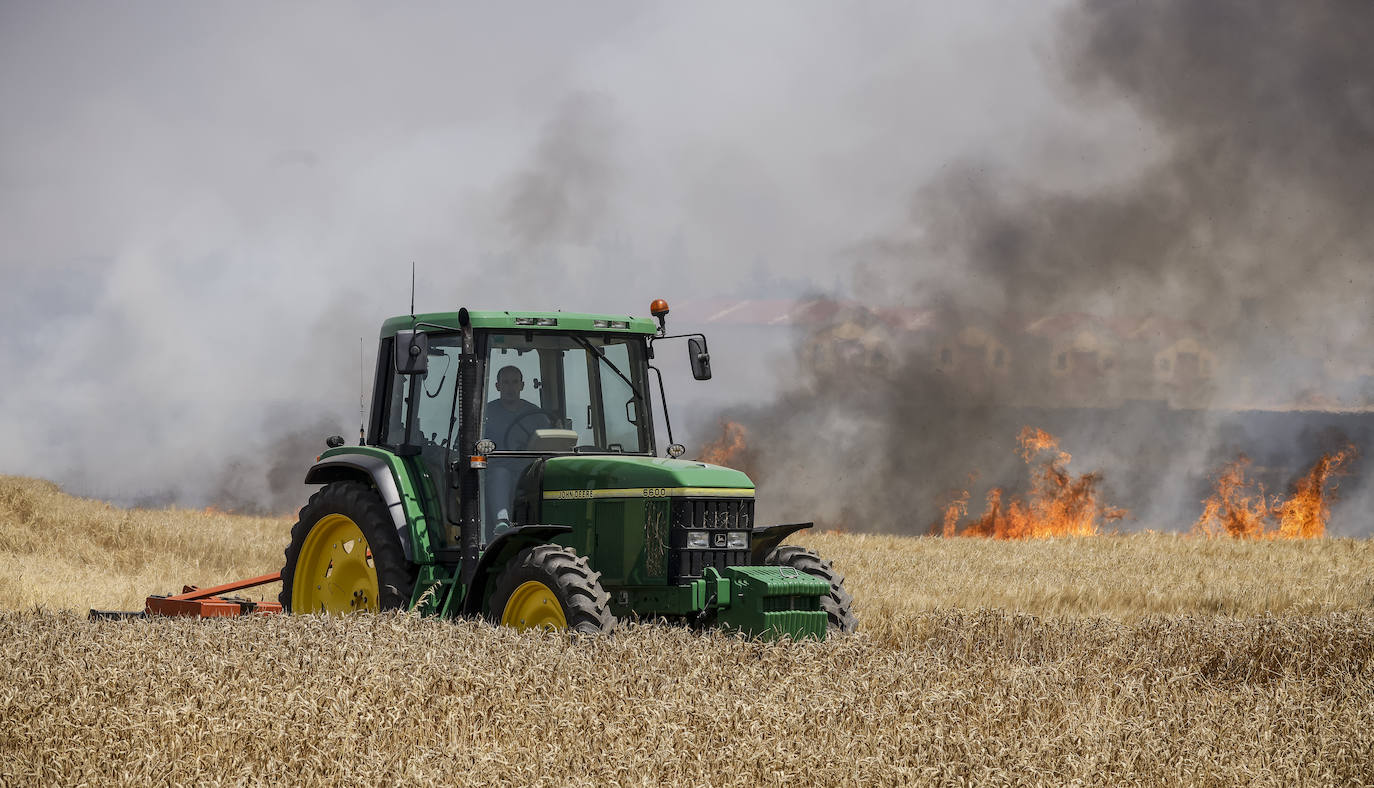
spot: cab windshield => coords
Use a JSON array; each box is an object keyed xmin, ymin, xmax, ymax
[{"xmin": 481, "ymin": 331, "xmax": 654, "ymax": 455}]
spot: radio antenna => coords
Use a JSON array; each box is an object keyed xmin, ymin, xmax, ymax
[
  {"xmin": 359, "ymin": 337, "xmax": 365, "ymax": 447},
  {"xmin": 410, "ymin": 262, "xmax": 416, "ymax": 324}
]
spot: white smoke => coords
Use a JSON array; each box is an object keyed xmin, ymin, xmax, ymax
[{"xmin": 0, "ymin": 1, "xmax": 1183, "ymax": 512}]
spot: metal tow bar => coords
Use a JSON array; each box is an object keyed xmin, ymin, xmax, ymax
[{"xmin": 89, "ymin": 572, "xmax": 284, "ymax": 620}]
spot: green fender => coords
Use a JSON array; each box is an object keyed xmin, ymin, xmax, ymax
[
  {"xmin": 750, "ymin": 522, "xmax": 814, "ymax": 563},
  {"xmin": 306, "ymin": 446, "xmax": 438, "ymax": 563}
]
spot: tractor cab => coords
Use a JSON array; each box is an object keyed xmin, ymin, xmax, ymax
[{"xmin": 369, "ymin": 309, "xmax": 679, "ymax": 551}]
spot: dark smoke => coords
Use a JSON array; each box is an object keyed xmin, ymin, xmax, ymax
[
  {"xmin": 907, "ymin": 0, "xmax": 1374, "ymax": 351},
  {"xmin": 503, "ymin": 93, "xmax": 620, "ymax": 250},
  {"xmin": 4, "ymin": 4, "xmax": 1371, "ymax": 531},
  {"xmin": 719, "ymin": 1, "xmax": 1374, "ymax": 535}
]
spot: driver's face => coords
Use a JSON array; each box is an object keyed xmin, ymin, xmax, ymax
[{"xmin": 496, "ymin": 370, "xmax": 524, "ymax": 403}]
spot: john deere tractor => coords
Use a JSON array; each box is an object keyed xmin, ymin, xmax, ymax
[{"xmin": 278, "ymin": 301, "xmax": 856, "ymax": 639}]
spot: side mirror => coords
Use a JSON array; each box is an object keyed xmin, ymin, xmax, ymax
[
  {"xmin": 688, "ymin": 337, "xmax": 712, "ymax": 381},
  {"xmin": 394, "ymin": 330, "xmax": 429, "ymax": 375}
]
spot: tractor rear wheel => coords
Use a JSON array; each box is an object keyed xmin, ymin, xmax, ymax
[
  {"xmin": 765, "ymin": 545, "xmax": 858, "ymax": 633},
  {"xmin": 487, "ymin": 544, "xmax": 616, "ymax": 634},
  {"xmin": 279, "ymin": 481, "xmax": 414, "ymax": 614}
]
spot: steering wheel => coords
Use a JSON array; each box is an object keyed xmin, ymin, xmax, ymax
[{"xmin": 503, "ymin": 410, "xmax": 554, "ymax": 450}]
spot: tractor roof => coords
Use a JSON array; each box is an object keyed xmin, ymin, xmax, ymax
[{"xmin": 379, "ymin": 310, "xmax": 657, "ymax": 338}]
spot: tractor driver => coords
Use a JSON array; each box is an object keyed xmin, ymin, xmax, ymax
[
  {"xmin": 482, "ymin": 365, "xmax": 550, "ymax": 530},
  {"xmin": 484, "ymin": 365, "xmax": 549, "ymax": 451}
]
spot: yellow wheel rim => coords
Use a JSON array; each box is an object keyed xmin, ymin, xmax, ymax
[
  {"xmin": 291, "ymin": 514, "xmax": 379, "ymax": 614},
  {"xmin": 501, "ymin": 581, "xmax": 567, "ymax": 630}
]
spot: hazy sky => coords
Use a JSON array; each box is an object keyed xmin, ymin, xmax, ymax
[
  {"xmin": 3, "ymin": 2, "xmax": 1117, "ymax": 505},
  {"xmin": 4, "ymin": 1, "xmax": 1372, "ymax": 537}
]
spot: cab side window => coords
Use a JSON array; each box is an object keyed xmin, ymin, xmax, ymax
[{"xmin": 383, "ymin": 337, "xmax": 462, "ymax": 449}]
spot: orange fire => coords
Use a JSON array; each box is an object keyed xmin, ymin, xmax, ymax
[
  {"xmin": 1191, "ymin": 456, "xmax": 1270, "ymax": 538},
  {"xmin": 941, "ymin": 489, "xmax": 969, "ymax": 537},
  {"xmin": 1018, "ymin": 426, "xmax": 1061, "ymax": 462},
  {"xmin": 943, "ymin": 427, "xmax": 1127, "ymax": 539},
  {"xmin": 1194, "ymin": 446, "xmax": 1355, "ymax": 539},
  {"xmin": 698, "ymin": 420, "xmax": 749, "ymax": 469},
  {"xmin": 1276, "ymin": 447, "xmax": 1354, "ymax": 538}
]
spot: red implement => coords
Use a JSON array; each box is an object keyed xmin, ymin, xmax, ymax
[{"xmin": 144, "ymin": 571, "xmax": 284, "ymax": 618}]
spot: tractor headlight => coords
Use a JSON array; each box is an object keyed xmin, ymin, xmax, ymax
[
  {"xmin": 686, "ymin": 531, "xmax": 709, "ymax": 549},
  {"xmin": 727, "ymin": 532, "xmax": 748, "ymax": 549}
]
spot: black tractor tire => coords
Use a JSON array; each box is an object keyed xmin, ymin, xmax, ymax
[
  {"xmin": 486, "ymin": 544, "xmax": 617, "ymax": 635},
  {"xmin": 279, "ymin": 481, "xmax": 415, "ymax": 613},
  {"xmin": 765, "ymin": 545, "xmax": 858, "ymax": 633}
]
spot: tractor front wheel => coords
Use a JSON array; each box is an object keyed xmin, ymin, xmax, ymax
[
  {"xmin": 765, "ymin": 545, "xmax": 858, "ymax": 633},
  {"xmin": 279, "ymin": 481, "xmax": 414, "ymax": 614},
  {"xmin": 487, "ymin": 544, "xmax": 616, "ymax": 634}
]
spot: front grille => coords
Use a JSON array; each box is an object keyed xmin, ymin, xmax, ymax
[
  {"xmin": 670, "ymin": 498, "xmax": 754, "ymax": 531},
  {"xmin": 667, "ymin": 497, "xmax": 755, "ymax": 582},
  {"xmin": 677, "ymin": 549, "xmax": 746, "ymax": 580}
]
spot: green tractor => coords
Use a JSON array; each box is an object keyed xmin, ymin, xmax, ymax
[{"xmin": 278, "ymin": 301, "xmax": 856, "ymax": 639}]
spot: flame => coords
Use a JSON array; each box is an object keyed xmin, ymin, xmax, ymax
[
  {"xmin": 946, "ymin": 427, "xmax": 1127, "ymax": 539},
  {"xmin": 1276, "ymin": 446, "xmax": 1354, "ymax": 538},
  {"xmin": 1018, "ymin": 426, "xmax": 1061, "ymax": 462},
  {"xmin": 698, "ymin": 420, "xmax": 749, "ymax": 468},
  {"xmin": 940, "ymin": 489, "xmax": 969, "ymax": 537},
  {"xmin": 1195, "ymin": 446, "xmax": 1355, "ymax": 539},
  {"xmin": 1191, "ymin": 456, "xmax": 1270, "ymax": 538}
]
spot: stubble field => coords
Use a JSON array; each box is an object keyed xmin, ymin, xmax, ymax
[{"xmin": 1, "ymin": 475, "xmax": 1372, "ymax": 786}]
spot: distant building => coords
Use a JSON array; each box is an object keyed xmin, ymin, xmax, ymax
[{"xmin": 672, "ymin": 296, "xmax": 1357, "ymax": 412}]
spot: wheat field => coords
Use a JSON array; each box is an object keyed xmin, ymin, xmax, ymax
[{"xmin": 2, "ymin": 475, "xmax": 1372, "ymax": 786}]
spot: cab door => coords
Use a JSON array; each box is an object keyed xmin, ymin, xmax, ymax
[{"xmin": 379, "ymin": 334, "xmax": 465, "ymax": 549}]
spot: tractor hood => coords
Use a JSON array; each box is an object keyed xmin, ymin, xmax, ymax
[{"xmin": 540, "ymin": 456, "xmax": 753, "ymax": 495}]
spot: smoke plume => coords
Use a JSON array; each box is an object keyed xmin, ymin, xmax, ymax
[
  {"xmin": 715, "ymin": 0, "xmax": 1374, "ymax": 534},
  {"xmin": 2, "ymin": 2, "xmax": 1371, "ymax": 534}
]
